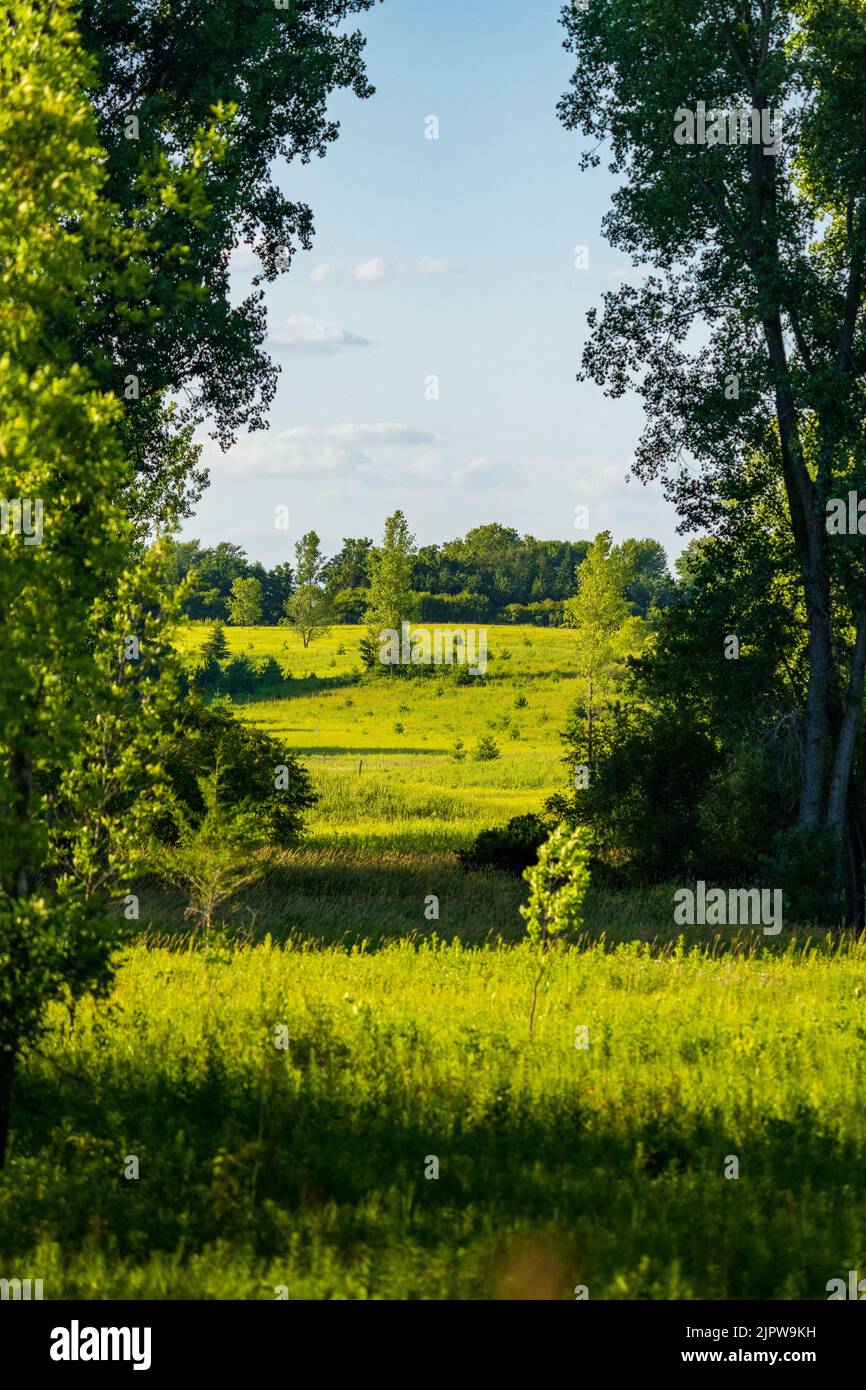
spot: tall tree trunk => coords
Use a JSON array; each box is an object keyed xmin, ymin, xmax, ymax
[
  {"xmin": 826, "ymin": 606, "xmax": 866, "ymax": 928},
  {"xmin": 762, "ymin": 314, "xmax": 833, "ymax": 831},
  {"xmin": 826, "ymin": 606, "xmax": 866, "ymax": 832}
]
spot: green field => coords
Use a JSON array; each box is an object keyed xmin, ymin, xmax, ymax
[
  {"xmin": 5, "ymin": 623, "xmax": 864, "ymax": 1299},
  {"xmin": 4, "ymin": 936, "xmax": 865, "ymax": 1298},
  {"xmin": 159, "ymin": 623, "xmax": 577, "ymax": 942}
]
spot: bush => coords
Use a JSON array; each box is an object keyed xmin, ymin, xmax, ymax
[
  {"xmin": 152, "ymin": 700, "xmax": 316, "ymax": 848},
  {"xmin": 416, "ymin": 591, "xmax": 490, "ymax": 622},
  {"xmin": 764, "ymin": 826, "xmax": 842, "ymax": 924},
  {"xmin": 220, "ymin": 654, "xmax": 258, "ymax": 696},
  {"xmin": 457, "ymin": 813, "xmax": 550, "ymax": 875},
  {"xmin": 474, "ymin": 735, "xmax": 501, "ymax": 762},
  {"xmin": 251, "ymin": 655, "xmax": 284, "ymax": 691}
]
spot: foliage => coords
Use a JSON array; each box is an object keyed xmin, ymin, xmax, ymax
[
  {"xmin": 563, "ymin": 531, "xmax": 646, "ymax": 773},
  {"xmin": 284, "ymin": 531, "xmax": 330, "ymax": 648},
  {"xmin": 0, "ymin": 0, "xmax": 199, "ymax": 1164},
  {"xmin": 457, "ymin": 813, "xmax": 550, "ymax": 876},
  {"xmin": 520, "ymin": 824, "xmax": 592, "ymax": 1034},
  {"xmin": 153, "ymin": 700, "xmax": 316, "ymax": 849},
  {"xmin": 550, "ymin": 703, "xmax": 719, "ymax": 884},
  {"xmin": 558, "ymin": 0, "xmax": 866, "ymax": 920},
  {"xmin": 364, "ymin": 510, "xmax": 419, "ymax": 659},
  {"xmin": 228, "ymin": 576, "xmax": 264, "ymax": 627},
  {"xmin": 149, "ymin": 767, "xmax": 271, "ymax": 935},
  {"xmin": 76, "ymin": 0, "xmax": 382, "ymax": 525}
]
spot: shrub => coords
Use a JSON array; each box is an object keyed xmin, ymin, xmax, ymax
[
  {"xmin": 474, "ymin": 736, "xmax": 501, "ymax": 761},
  {"xmin": 220, "ymin": 654, "xmax": 257, "ymax": 696},
  {"xmin": 521, "ymin": 824, "xmax": 593, "ymax": 1035},
  {"xmin": 764, "ymin": 826, "xmax": 842, "ymax": 924},
  {"xmin": 251, "ymin": 655, "xmax": 284, "ymax": 691},
  {"xmin": 457, "ymin": 813, "xmax": 550, "ymax": 875},
  {"xmin": 152, "ymin": 701, "xmax": 316, "ymax": 848}
]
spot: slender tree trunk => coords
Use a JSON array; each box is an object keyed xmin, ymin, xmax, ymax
[
  {"xmin": 762, "ymin": 314, "xmax": 833, "ymax": 831},
  {"xmin": 825, "ymin": 607, "xmax": 866, "ymax": 929},
  {"xmin": 826, "ymin": 606, "xmax": 866, "ymax": 833}
]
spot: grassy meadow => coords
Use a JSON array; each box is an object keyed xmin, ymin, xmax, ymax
[
  {"xmin": 162, "ymin": 622, "xmax": 577, "ymax": 942},
  {"xmin": 4, "ymin": 622, "xmax": 864, "ymax": 1299}
]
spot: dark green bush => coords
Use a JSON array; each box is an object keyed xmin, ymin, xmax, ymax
[
  {"xmin": 152, "ymin": 700, "xmax": 316, "ymax": 847},
  {"xmin": 457, "ymin": 813, "xmax": 550, "ymax": 876}
]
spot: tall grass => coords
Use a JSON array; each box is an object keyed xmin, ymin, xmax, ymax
[{"xmin": 3, "ymin": 936, "xmax": 864, "ymax": 1298}]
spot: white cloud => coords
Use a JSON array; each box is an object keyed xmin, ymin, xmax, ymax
[
  {"xmin": 229, "ymin": 242, "xmax": 259, "ymax": 274},
  {"xmin": 450, "ymin": 456, "xmax": 510, "ymax": 488},
  {"xmin": 202, "ymin": 424, "xmax": 505, "ymax": 496},
  {"xmin": 310, "ymin": 257, "xmax": 451, "ymax": 286},
  {"xmin": 205, "ymin": 423, "xmax": 436, "ymax": 481},
  {"xmin": 352, "ymin": 256, "xmax": 388, "ymax": 283},
  {"xmin": 323, "ymin": 423, "xmax": 434, "ymax": 447},
  {"xmin": 269, "ymin": 316, "xmax": 370, "ymax": 353}
]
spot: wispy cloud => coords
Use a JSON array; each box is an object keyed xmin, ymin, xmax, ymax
[
  {"xmin": 309, "ymin": 257, "xmax": 450, "ymax": 286},
  {"xmin": 205, "ymin": 423, "xmax": 435, "ymax": 481},
  {"xmin": 269, "ymin": 316, "xmax": 371, "ymax": 354},
  {"xmin": 450, "ymin": 456, "xmax": 511, "ymax": 488}
]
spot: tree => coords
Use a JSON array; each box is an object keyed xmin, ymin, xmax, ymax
[
  {"xmin": 0, "ymin": 0, "xmax": 204, "ymax": 1165},
  {"xmin": 260, "ymin": 562, "xmax": 294, "ymax": 626},
  {"xmin": 228, "ymin": 576, "xmax": 263, "ymax": 627},
  {"xmin": 284, "ymin": 530, "xmax": 330, "ymax": 648},
  {"xmin": 520, "ymin": 825, "xmax": 592, "ymax": 1037},
  {"xmin": 619, "ymin": 539, "xmax": 675, "ymax": 617},
  {"xmin": 73, "ymin": 0, "xmax": 383, "ymax": 529},
  {"xmin": 559, "ymin": 0, "xmax": 866, "ymax": 923},
  {"xmin": 149, "ymin": 765, "xmax": 270, "ymax": 937},
  {"xmin": 563, "ymin": 533, "xmax": 642, "ymax": 771},
  {"xmin": 322, "ymin": 538, "xmax": 373, "ymax": 596},
  {"xmin": 153, "ymin": 701, "xmax": 316, "ymax": 849},
  {"xmin": 203, "ymin": 623, "xmax": 230, "ymax": 665},
  {"xmin": 364, "ymin": 511, "xmax": 419, "ymax": 668}
]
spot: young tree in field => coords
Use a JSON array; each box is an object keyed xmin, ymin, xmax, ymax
[
  {"xmin": 0, "ymin": 0, "xmax": 227, "ymax": 1167},
  {"xmin": 559, "ymin": 0, "xmax": 866, "ymax": 923},
  {"xmin": 563, "ymin": 533, "xmax": 641, "ymax": 771},
  {"xmin": 521, "ymin": 825, "xmax": 592, "ymax": 1037},
  {"xmin": 228, "ymin": 576, "xmax": 263, "ymax": 627},
  {"xmin": 203, "ymin": 622, "xmax": 230, "ymax": 664},
  {"xmin": 363, "ymin": 510, "xmax": 419, "ymax": 669},
  {"xmin": 284, "ymin": 531, "xmax": 330, "ymax": 648},
  {"xmin": 149, "ymin": 766, "xmax": 270, "ymax": 937}
]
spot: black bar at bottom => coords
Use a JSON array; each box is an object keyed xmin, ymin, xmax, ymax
[{"xmin": 0, "ymin": 1298, "xmax": 859, "ymax": 1375}]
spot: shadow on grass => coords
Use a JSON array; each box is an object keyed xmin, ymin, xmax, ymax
[
  {"xmin": 130, "ymin": 861, "xmax": 853, "ymax": 958},
  {"xmin": 2, "ymin": 1055, "xmax": 860, "ymax": 1299}
]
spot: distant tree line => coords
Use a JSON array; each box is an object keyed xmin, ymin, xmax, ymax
[{"xmin": 166, "ymin": 524, "xmax": 674, "ymax": 627}]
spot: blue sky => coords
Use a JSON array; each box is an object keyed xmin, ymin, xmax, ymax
[{"xmin": 185, "ymin": 0, "xmax": 683, "ymax": 566}]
